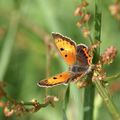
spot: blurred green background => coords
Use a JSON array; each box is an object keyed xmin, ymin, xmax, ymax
[{"xmin": 0, "ymin": 0, "xmax": 120, "ymax": 120}]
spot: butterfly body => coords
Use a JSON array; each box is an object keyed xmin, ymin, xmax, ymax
[
  {"xmin": 69, "ymin": 64, "xmax": 88, "ymax": 73},
  {"xmin": 38, "ymin": 33, "xmax": 93, "ymax": 88}
]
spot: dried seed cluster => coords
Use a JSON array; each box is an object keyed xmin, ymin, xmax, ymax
[
  {"xmin": 74, "ymin": 0, "xmax": 90, "ymax": 38},
  {"xmin": 0, "ymin": 82, "xmax": 58, "ymax": 117},
  {"xmin": 109, "ymin": 2, "xmax": 120, "ymax": 20},
  {"xmin": 92, "ymin": 62, "xmax": 106, "ymax": 82}
]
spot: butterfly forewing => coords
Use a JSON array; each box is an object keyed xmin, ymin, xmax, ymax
[
  {"xmin": 52, "ymin": 33, "xmax": 77, "ymax": 66},
  {"xmin": 38, "ymin": 71, "xmax": 74, "ymax": 87}
]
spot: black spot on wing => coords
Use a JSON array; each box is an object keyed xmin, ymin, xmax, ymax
[
  {"xmin": 60, "ymin": 48, "xmax": 64, "ymax": 51},
  {"xmin": 60, "ymin": 75, "xmax": 62, "ymax": 77},
  {"xmin": 65, "ymin": 55, "xmax": 68, "ymax": 57},
  {"xmin": 53, "ymin": 77, "xmax": 57, "ymax": 79}
]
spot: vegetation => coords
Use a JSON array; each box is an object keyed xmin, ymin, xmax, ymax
[{"xmin": 0, "ymin": 0, "xmax": 120, "ymax": 120}]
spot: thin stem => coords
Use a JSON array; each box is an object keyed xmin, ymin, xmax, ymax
[
  {"xmin": 83, "ymin": 73, "xmax": 95, "ymax": 120},
  {"xmin": 45, "ymin": 40, "xmax": 51, "ymax": 96},
  {"xmin": 88, "ymin": 34, "xmax": 94, "ymax": 44},
  {"xmin": 21, "ymin": 99, "xmax": 53, "ymax": 108},
  {"xmin": 105, "ymin": 72, "xmax": 120, "ymax": 82},
  {"xmin": 94, "ymin": 80, "xmax": 120, "ymax": 120},
  {"xmin": 3, "ymin": 91, "xmax": 57, "ymax": 113},
  {"xmin": 83, "ymin": 0, "xmax": 102, "ymax": 119}
]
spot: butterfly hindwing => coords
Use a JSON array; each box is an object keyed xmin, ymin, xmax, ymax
[
  {"xmin": 52, "ymin": 33, "xmax": 77, "ymax": 66},
  {"xmin": 76, "ymin": 44, "xmax": 92, "ymax": 66},
  {"xmin": 71, "ymin": 70, "xmax": 87, "ymax": 82},
  {"xmin": 38, "ymin": 71, "xmax": 73, "ymax": 87}
]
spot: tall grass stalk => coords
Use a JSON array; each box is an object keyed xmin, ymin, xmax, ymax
[
  {"xmin": 93, "ymin": 0, "xmax": 120, "ymax": 120},
  {"xmin": 82, "ymin": 0, "xmax": 102, "ymax": 119}
]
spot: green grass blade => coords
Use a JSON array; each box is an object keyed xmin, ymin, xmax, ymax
[
  {"xmin": 0, "ymin": 13, "xmax": 20, "ymax": 81},
  {"xmin": 63, "ymin": 85, "xmax": 70, "ymax": 120},
  {"xmin": 93, "ymin": 0, "xmax": 120, "ymax": 120}
]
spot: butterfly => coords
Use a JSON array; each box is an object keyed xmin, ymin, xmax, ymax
[{"xmin": 37, "ymin": 33, "xmax": 93, "ymax": 88}]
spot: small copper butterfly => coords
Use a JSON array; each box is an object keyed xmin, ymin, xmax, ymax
[{"xmin": 37, "ymin": 33, "xmax": 93, "ymax": 87}]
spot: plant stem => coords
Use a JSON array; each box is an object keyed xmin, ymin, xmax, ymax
[
  {"xmin": 4, "ymin": 92, "xmax": 57, "ymax": 113},
  {"xmin": 83, "ymin": 0, "xmax": 102, "ymax": 119},
  {"xmin": 83, "ymin": 73, "xmax": 95, "ymax": 120},
  {"xmin": 45, "ymin": 40, "xmax": 51, "ymax": 96},
  {"xmin": 105, "ymin": 72, "xmax": 120, "ymax": 82},
  {"xmin": 94, "ymin": 80, "xmax": 120, "ymax": 120},
  {"xmin": 83, "ymin": 0, "xmax": 103, "ymax": 119}
]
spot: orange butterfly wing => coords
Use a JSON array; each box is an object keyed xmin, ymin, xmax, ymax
[
  {"xmin": 52, "ymin": 33, "xmax": 77, "ymax": 66},
  {"xmin": 37, "ymin": 72, "xmax": 73, "ymax": 87}
]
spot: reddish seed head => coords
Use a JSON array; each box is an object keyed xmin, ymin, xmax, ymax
[{"xmin": 101, "ymin": 46, "xmax": 117, "ymax": 64}]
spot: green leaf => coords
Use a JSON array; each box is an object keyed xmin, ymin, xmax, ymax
[{"xmin": 63, "ymin": 85, "xmax": 70, "ymax": 120}]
